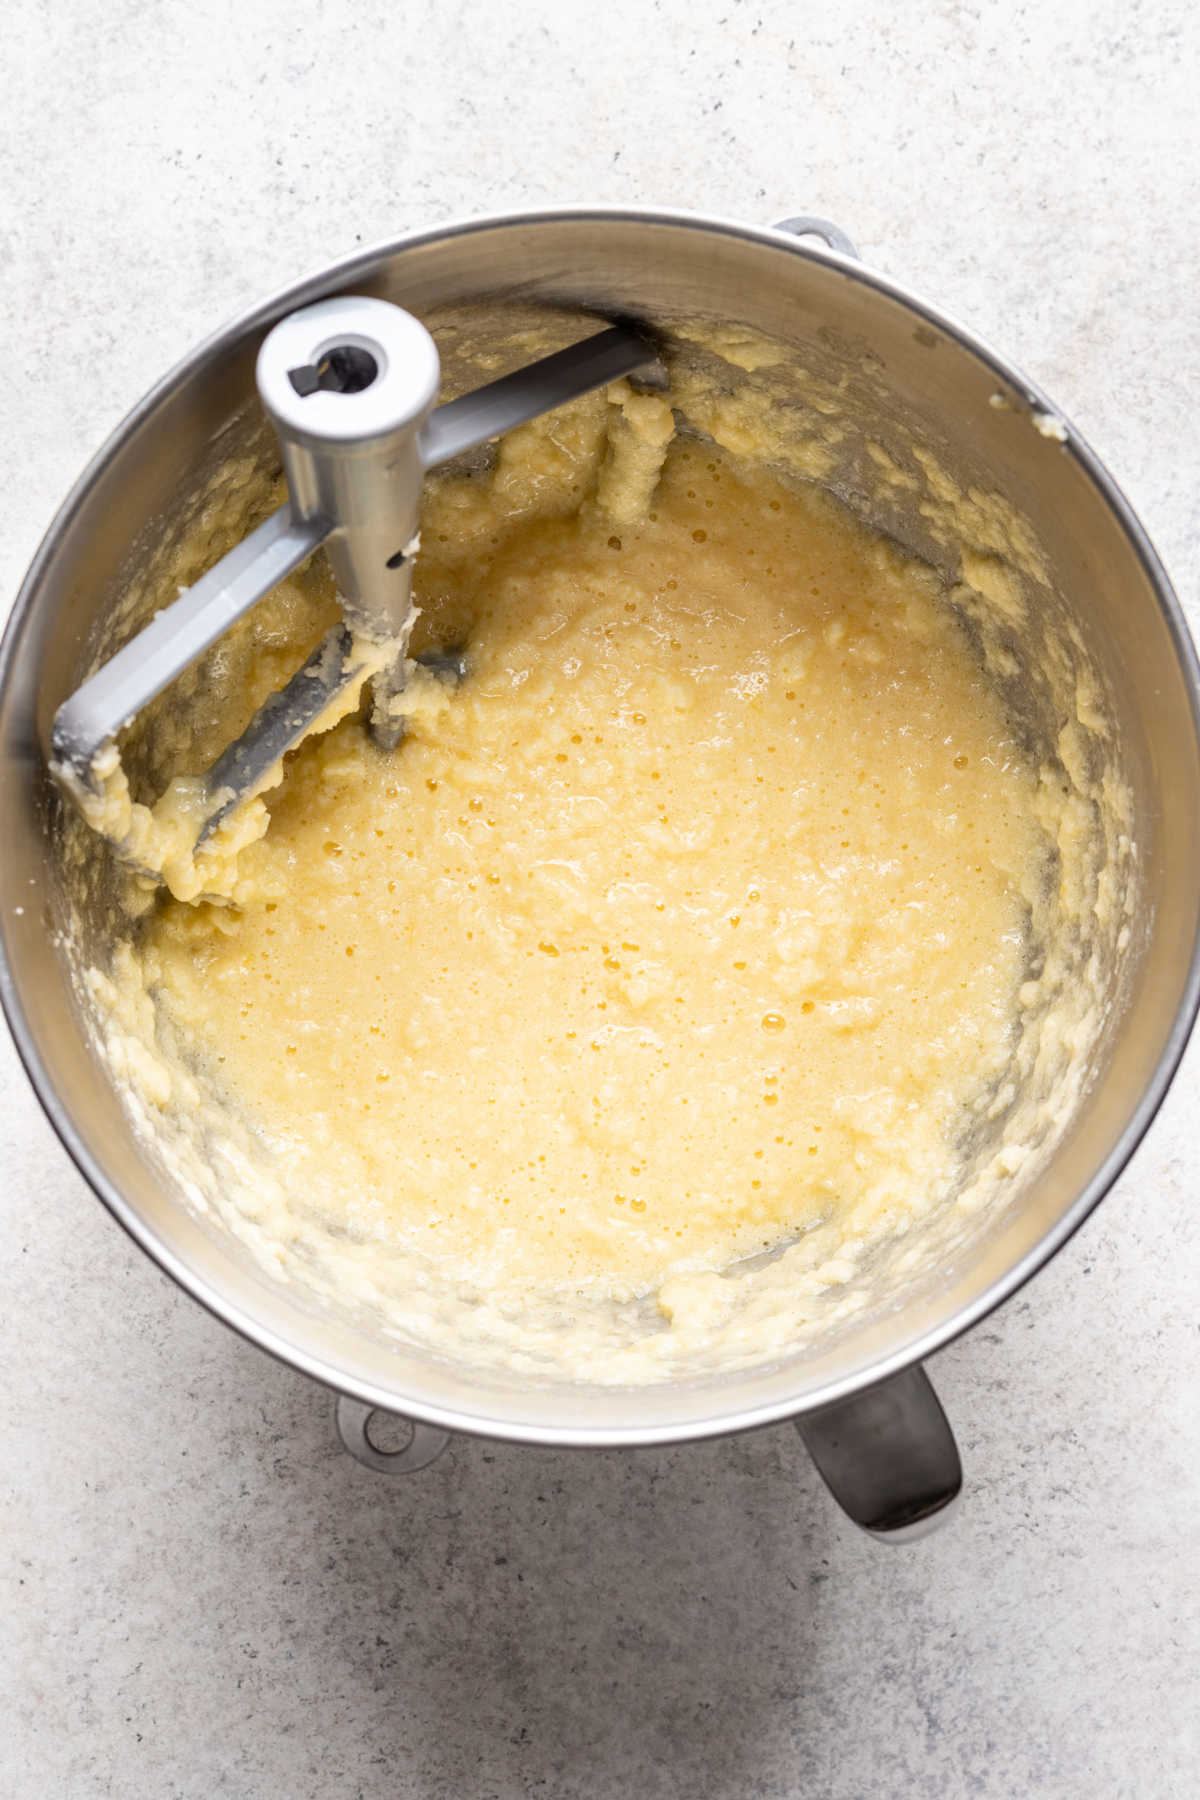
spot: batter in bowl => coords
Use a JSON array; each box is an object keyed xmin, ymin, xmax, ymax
[{"xmin": 89, "ymin": 366, "xmax": 1070, "ymax": 1371}]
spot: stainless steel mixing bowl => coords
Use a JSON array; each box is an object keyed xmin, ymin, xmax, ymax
[{"xmin": 3, "ymin": 207, "xmax": 1198, "ymax": 1539}]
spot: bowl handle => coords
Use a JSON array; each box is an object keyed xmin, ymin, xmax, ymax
[
  {"xmin": 795, "ymin": 1363, "xmax": 962, "ymax": 1541},
  {"xmin": 771, "ymin": 215, "xmax": 860, "ymax": 259},
  {"xmin": 335, "ymin": 1394, "xmax": 451, "ymax": 1475}
]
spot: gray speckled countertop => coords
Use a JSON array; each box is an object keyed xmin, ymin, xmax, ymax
[{"xmin": 3, "ymin": 4, "xmax": 1198, "ymax": 1795}]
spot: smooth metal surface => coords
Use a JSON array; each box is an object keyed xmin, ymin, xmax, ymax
[
  {"xmin": 257, "ymin": 296, "xmax": 441, "ymax": 648},
  {"xmin": 797, "ymin": 1363, "xmax": 962, "ymax": 1541},
  {"xmin": 49, "ymin": 505, "xmax": 329, "ymax": 779},
  {"xmin": 420, "ymin": 322, "xmax": 657, "ymax": 467},
  {"xmin": 3, "ymin": 208, "xmax": 1199, "ymax": 1491},
  {"xmin": 335, "ymin": 1395, "xmax": 451, "ymax": 1475},
  {"xmin": 772, "ymin": 214, "xmax": 861, "ymax": 259}
]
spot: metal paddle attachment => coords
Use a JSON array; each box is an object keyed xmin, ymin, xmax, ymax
[{"xmin": 51, "ymin": 297, "xmax": 657, "ymax": 853}]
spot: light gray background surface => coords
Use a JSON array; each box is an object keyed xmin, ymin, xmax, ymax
[{"xmin": 2, "ymin": 3, "xmax": 1198, "ymax": 1795}]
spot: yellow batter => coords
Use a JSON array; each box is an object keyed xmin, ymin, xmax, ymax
[{"xmin": 119, "ymin": 417, "xmax": 1049, "ymax": 1312}]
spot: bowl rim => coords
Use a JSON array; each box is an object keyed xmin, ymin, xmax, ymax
[{"xmin": 4, "ymin": 201, "xmax": 1200, "ymax": 1446}]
